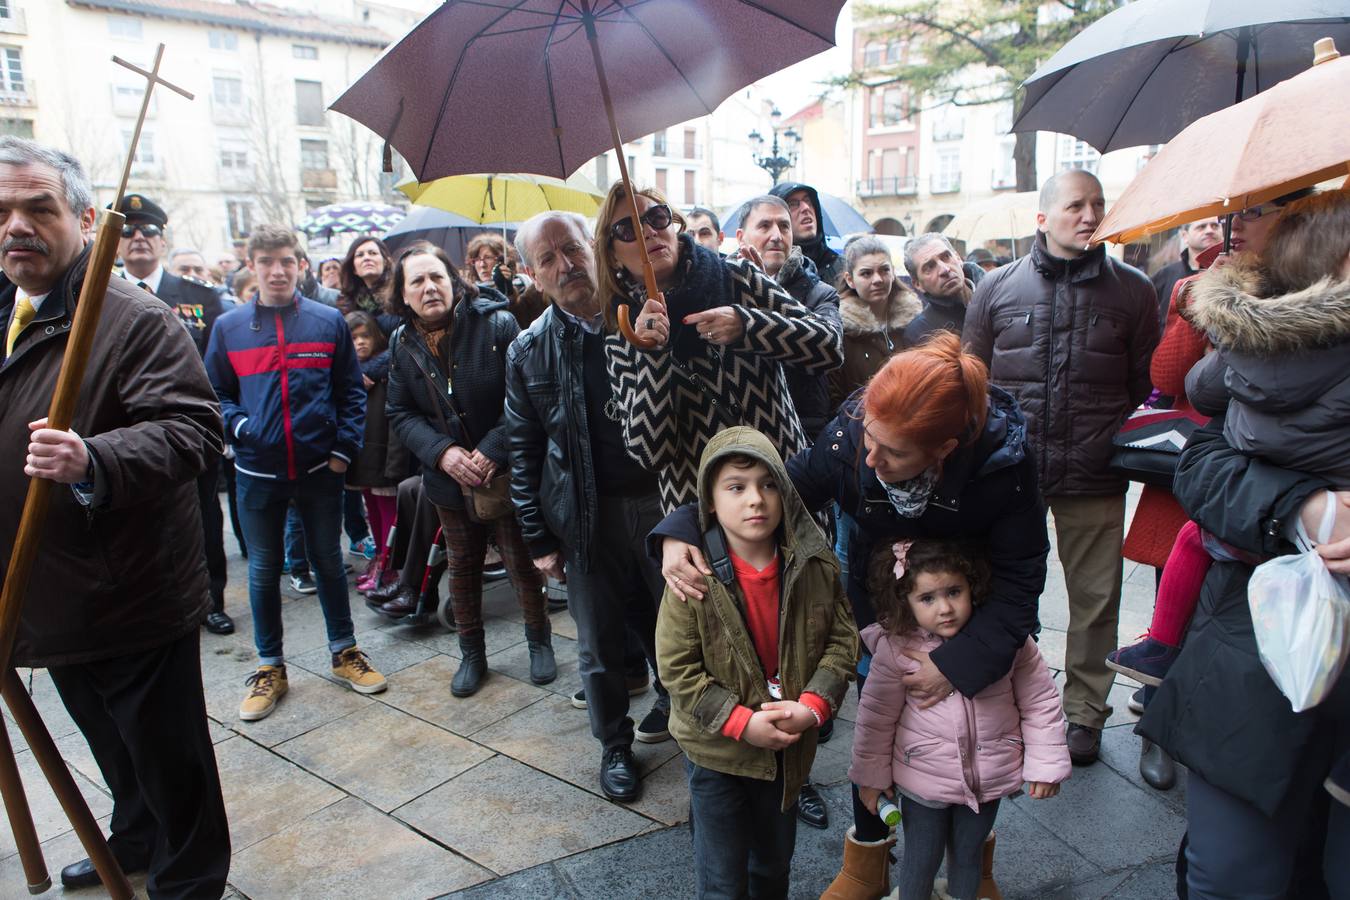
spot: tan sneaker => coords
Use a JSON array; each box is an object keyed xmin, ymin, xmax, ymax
[
  {"xmin": 332, "ymin": 647, "xmax": 387, "ymax": 694},
  {"xmin": 239, "ymin": 665, "xmax": 288, "ymax": 721}
]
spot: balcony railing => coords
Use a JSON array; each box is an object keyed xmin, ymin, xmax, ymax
[
  {"xmin": 930, "ymin": 174, "xmax": 962, "ymax": 194},
  {"xmin": 301, "ymin": 168, "xmax": 337, "ymax": 190},
  {"xmin": 932, "ymin": 123, "xmax": 964, "ymax": 141},
  {"xmin": 857, "ymin": 176, "xmax": 918, "ymax": 198},
  {"xmin": 991, "ymin": 170, "xmax": 1017, "ymax": 190},
  {"xmin": 653, "ymin": 142, "xmax": 703, "ymax": 160},
  {"xmin": 0, "ymin": 81, "xmax": 33, "ymax": 108}
]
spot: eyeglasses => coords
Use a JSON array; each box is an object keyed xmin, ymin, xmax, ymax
[
  {"xmin": 609, "ymin": 204, "xmax": 673, "ymax": 243},
  {"xmin": 121, "ymin": 223, "xmax": 162, "ymax": 239},
  {"xmin": 1235, "ymin": 203, "xmax": 1278, "ymax": 222}
]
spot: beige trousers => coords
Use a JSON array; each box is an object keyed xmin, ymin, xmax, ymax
[{"xmin": 1047, "ymin": 493, "xmax": 1126, "ymax": 730}]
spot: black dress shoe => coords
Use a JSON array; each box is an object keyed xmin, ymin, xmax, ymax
[
  {"xmin": 204, "ymin": 610, "xmax": 235, "ymax": 635},
  {"xmin": 600, "ymin": 746, "xmax": 641, "ymax": 802},
  {"xmin": 367, "ymin": 578, "xmax": 405, "ymax": 604},
  {"xmin": 797, "ymin": 780, "xmax": 828, "ymax": 829},
  {"xmin": 61, "ymin": 856, "xmax": 146, "ymax": 889},
  {"xmin": 1140, "ymin": 738, "xmax": 1177, "ymax": 790}
]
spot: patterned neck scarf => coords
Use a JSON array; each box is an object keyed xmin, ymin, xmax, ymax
[{"xmin": 877, "ymin": 465, "xmax": 940, "ymax": 518}]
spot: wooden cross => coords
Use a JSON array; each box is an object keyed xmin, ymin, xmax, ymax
[{"xmin": 110, "ymin": 44, "xmax": 194, "ymax": 205}]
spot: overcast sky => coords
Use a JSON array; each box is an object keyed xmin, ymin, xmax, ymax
[{"xmin": 753, "ymin": 1, "xmax": 856, "ymax": 115}]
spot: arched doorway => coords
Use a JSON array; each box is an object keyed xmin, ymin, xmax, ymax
[
  {"xmin": 873, "ymin": 216, "xmax": 905, "ymax": 236},
  {"xmin": 926, "ymin": 213, "xmax": 954, "ymax": 233}
]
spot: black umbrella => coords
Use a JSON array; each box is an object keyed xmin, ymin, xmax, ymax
[{"xmin": 1013, "ymin": 0, "xmax": 1350, "ymax": 153}]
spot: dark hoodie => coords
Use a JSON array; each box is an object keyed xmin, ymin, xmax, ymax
[
  {"xmin": 774, "ymin": 247, "xmax": 843, "ymax": 442},
  {"xmin": 770, "ymin": 181, "xmax": 843, "ymax": 289}
]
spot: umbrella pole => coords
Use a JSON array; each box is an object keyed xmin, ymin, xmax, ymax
[
  {"xmin": 1222, "ymin": 213, "xmax": 1234, "ymax": 254},
  {"xmin": 581, "ymin": 2, "xmax": 659, "ymax": 349}
]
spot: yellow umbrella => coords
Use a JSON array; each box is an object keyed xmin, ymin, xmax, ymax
[
  {"xmin": 944, "ymin": 192, "xmax": 1040, "ymax": 248},
  {"xmin": 1093, "ymin": 37, "xmax": 1350, "ymax": 245},
  {"xmin": 397, "ymin": 172, "xmax": 604, "ymax": 226}
]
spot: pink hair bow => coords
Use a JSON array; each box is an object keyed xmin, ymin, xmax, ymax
[{"xmin": 892, "ymin": 540, "xmax": 914, "ymax": 580}]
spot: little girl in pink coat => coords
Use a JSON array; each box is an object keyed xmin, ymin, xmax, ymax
[{"xmin": 849, "ymin": 540, "xmax": 1070, "ymax": 899}]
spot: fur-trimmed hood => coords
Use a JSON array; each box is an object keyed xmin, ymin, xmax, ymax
[
  {"xmin": 838, "ymin": 281, "xmax": 921, "ymax": 336},
  {"xmin": 1187, "ymin": 257, "xmax": 1350, "ymax": 355}
]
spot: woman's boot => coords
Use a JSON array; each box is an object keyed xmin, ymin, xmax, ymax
[
  {"xmin": 452, "ymin": 632, "xmax": 488, "ymax": 697},
  {"xmin": 525, "ymin": 623, "xmax": 557, "ymax": 685},
  {"xmin": 977, "ymin": 831, "xmax": 1003, "ymax": 900},
  {"xmin": 820, "ymin": 826, "xmax": 895, "ymax": 900}
]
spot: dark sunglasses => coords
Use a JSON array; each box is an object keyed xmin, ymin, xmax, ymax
[
  {"xmin": 122, "ymin": 223, "xmax": 163, "ymax": 239},
  {"xmin": 609, "ymin": 204, "xmax": 673, "ymax": 243}
]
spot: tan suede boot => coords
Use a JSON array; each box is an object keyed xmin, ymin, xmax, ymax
[
  {"xmin": 977, "ymin": 831, "xmax": 1003, "ymax": 900},
  {"xmin": 820, "ymin": 826, "xmax": 895, "ymax": 900}
]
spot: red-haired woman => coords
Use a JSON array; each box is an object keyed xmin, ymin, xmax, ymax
[{"xmin": 654, "ymin": 332, "xmax": 1049, "ymax": 899}]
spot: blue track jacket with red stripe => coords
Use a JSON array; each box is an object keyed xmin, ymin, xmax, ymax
[{"xmin": 205, "ymin": 292, "xmax": 365, "ymax": 480}]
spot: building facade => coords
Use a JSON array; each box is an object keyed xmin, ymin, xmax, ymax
[{"xmin": 2, "ymin": 0, "xmax": 425, "ymax": 258}]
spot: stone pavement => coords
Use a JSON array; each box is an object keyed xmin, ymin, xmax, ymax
[{"xmin": 0, "ymin": 488, "xmax": 1187, "ymax": 898}]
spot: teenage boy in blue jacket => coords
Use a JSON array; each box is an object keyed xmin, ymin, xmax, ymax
[{"xmin": 205, "ymin": 224, "xmax": 386, "ymax": 721}]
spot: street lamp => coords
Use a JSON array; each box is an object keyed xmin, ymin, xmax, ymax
[{"xmin": 748, "ymin": 105, "xmax": 799, "ymax": 185}]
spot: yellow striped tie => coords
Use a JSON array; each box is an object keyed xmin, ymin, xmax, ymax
[{"xmin": 5, "ymin": 292, "xmax": 35, "ymax": 357}]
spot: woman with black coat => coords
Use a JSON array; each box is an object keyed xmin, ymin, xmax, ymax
[{"xmin": 385, "ymin": 244, "xmax": 552, "ymax": 697}]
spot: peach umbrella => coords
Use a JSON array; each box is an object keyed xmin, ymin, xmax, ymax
[{"xmin": 1092, "ymin": 37, "xmax": 1350, "ymax": 246}]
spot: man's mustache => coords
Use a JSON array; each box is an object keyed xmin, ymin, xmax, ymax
[
  {"xmin": 2, "ymin": 237, "xmax": 48, "ymax": 256},
  {"xmin": 560, "ymin": 271, "xmax": 589, "ymax": 286}
]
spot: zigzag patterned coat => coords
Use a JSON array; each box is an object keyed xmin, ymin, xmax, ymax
[{"xmin": 605, "ymin": 235, "xmax": 843, "ymax": 512}]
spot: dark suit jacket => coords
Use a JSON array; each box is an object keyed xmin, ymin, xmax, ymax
[{"xmin": 154, "ymin": 271, "xmax": 225, "ymax": 357}]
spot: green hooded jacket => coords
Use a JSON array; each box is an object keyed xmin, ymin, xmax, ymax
[{"xmin": 655, "ymin": 426, "xmax": 859, "ymax": 811}]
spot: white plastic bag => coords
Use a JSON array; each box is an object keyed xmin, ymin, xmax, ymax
[
  {"xmin": 1249, "ymin": 557, "xmax": 1350, "ymax": 712},
  {"xmin": 1248, "ymin": 491, "xmax": 1350, "ymax": 713}
]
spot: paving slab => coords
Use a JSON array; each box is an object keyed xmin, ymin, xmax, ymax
[
  {"xmin": 0, "ymin": 813, "xmax": 155, "ymax": 899},
  {"xmin": 1008, "ymin": 753, "xmax": 1185, "ymax": 872},
  {"xmin": 375, "ymin": 655, "xmax": 551, "ymax": 737},
  {"xmin": 440, "ymin": 861, "xmax": 578, "ymax": 899},
  {"xmin": 396, "ymin": 755, "xmax": 650, "ymax": 876},
  {"xmin": 231, "ymin": 795, "xmax": 491, "ymax": 898},
  {"xmin": 214, "ymin": 735, "xmax": 345, "ymax": 853},
  {"xmin": 7, "ymin": 669, "xmax": 81, "ymax": 741},
  {"xmin": 1097, "ymin": 722, "xmax": 1188, "ymax": 816},
  {"xmin": 472, "ymin": 693, "xmax": 681, "ymax": 802},
  {"xmin": 623, "ymin": 752, "xmax": 691, "ymax": 826},
  {"xmin": 275, "ymin": 703, "xmax": 492, "ymax": 812}
]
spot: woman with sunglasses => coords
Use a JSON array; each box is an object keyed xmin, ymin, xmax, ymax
[
  {"xmin": 384, "ymin": 242, "xmax": 554, "ymax": 698},
  {"xmin": 595, "ymin": 182, "xmax": 842, "ymax": 514}
]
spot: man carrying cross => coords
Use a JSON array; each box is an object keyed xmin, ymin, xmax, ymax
[{"xmin": 0, "ymin": 137, "xmax": 230, "ymax": 894}]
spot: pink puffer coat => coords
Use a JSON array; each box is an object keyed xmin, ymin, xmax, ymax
[{"xmin": 849, "ymin": 624, "xmax": 1070, "ymax": 811}]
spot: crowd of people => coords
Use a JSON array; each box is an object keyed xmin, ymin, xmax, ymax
[{"xmin": 0, "ymin": 129, "xmax": 1345, "ymax": 900}]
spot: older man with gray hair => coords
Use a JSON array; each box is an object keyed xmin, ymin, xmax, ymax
[
  {"xmin": 504, "ymin": 210, "xmax": 670, "ymax": 804},
  {"xmin": 964, "ymin": 169, "xmax": 1159, "ymax": 766},
  {"xmin": 901, "ymin": 232, "xmax": 982, "ymax": 346},
  {"xmin": 0, "ymin": 136, "xmax": 229, "ymax": 891}
]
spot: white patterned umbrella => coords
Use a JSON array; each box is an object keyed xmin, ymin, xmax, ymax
[{"xmin": 297, "ymin": 202, "xmax": 406, "ymax": 239}]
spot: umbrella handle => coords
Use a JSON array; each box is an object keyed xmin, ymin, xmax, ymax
[{"xmin": 616, "ymin": 300, "xmax": 658, "ymax": 350}]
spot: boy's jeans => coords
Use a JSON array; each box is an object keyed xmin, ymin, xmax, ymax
[
  {"xmin": 685, "ymin": 756, "xmax": 796, "ymax": 900},
  {"xmin": 236, "ymin": 467, "xmax": 356, "ymax": 665}
]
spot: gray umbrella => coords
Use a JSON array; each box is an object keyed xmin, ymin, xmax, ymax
[{"xmin": 1013, "ymin": 0, "xmax": 1350, "ymax": 153}]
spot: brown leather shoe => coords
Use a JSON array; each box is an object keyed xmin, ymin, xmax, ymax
[
  {"xmin": 1067, "ymin": 723, "xmax": 1101, "ymax": 766},
  {"xmin": 367, "ymin": 577, "xmax": 405, "ymax": 604},
  {"xmin": 377, "ymin": 587, "xmax": 419, "ymax": 619}
]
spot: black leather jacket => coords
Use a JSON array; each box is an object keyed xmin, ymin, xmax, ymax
[{"xmin": 504, "ymin": 305, "xmax": 601, "ymax": 564}]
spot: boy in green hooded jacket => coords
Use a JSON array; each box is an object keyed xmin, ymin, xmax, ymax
[{"xmin": 656, "ymin": 426, "xmax": 859, "ymax": 898}]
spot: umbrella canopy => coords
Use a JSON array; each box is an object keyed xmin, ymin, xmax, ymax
[
  {"xmin": 943, "ymin": 192, "xmax": 1040, "ymax": 247},
  {"xmin": 297, "ymin": 201, "xmax": 405, "ymax": 239},
  {"xmin": 380, "ymin": 206, "xmax": 519, "ymax": 260},
  {"xmin": 397, "ymin": 173, "xmax": 603, "ymax": 224},
  {"xmin": 721, "ymin": 190, "xmax": 871, "ymax": 240},
  {"xmin": 1092, "ymin": 39, "xmax": 1350, "ymax": 245},
  {"xmin": 1014, "ymin": 0, "xmax": 1350, "ymax": 153},
  {"xmin": 331, "ymin": 0, "xmax": 845, "ymax": 182}
]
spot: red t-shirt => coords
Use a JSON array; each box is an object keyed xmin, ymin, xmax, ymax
[{"xmin": 720, "ymin": 550, "xmax": 831, "ymax": 740}]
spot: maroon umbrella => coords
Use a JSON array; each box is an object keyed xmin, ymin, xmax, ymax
[{"xmin": 331, "ymin": 0, "xmax": 845, "ymax": 345}]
